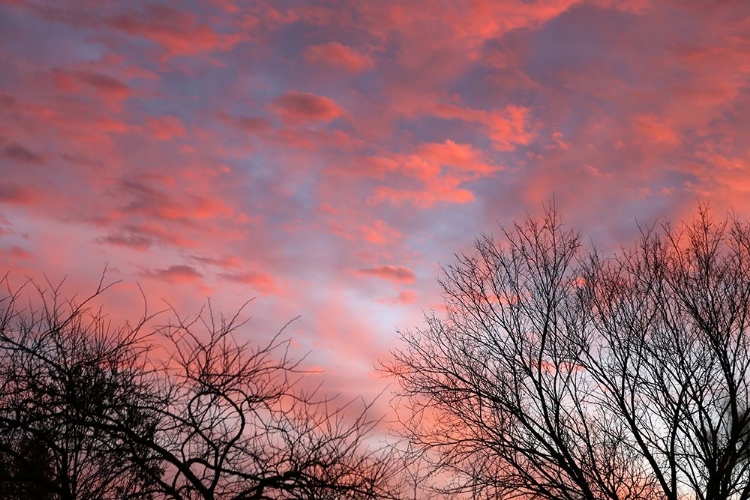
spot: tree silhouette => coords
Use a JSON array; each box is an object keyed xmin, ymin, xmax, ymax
[
  {"xmin": 0, "ymin": 432, "xmax": 56, "ymax": 499},
  {"xmin": 0, "ymin": 276, "xmax": 162, "ymax": 500},
  {"xmin": 387, "ymin": 205, "xmax": 750, "ymax": 500},
  {"xmin": 120, "ymin": 303, "xmax": 401, "ymax": 500},
  {"xmin": 0, "ymin": 275, "xmax": 401, "ymax": 499}
]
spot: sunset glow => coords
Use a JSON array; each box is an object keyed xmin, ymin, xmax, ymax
[{"xmin": 1, "ymin": 0, "xmax": 750, "ymax": 403}]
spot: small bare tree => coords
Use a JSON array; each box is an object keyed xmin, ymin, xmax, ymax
[
  {"xmin": 0, "ymin": 275, "xmax": 402, "ymax": 500},
  {"xmin": 387, "ymin": 205, "xmax": 750, "ymax": 500}
]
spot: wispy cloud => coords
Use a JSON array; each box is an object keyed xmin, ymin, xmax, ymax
[{"xmin": 354, "ymin": 265, "xmax": 416, "ymax": 283}]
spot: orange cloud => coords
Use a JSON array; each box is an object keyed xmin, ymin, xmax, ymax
[
  {"xmin": 304, "ymin": 42, "xmax": 373, "ymax": 73},
  {"xmin": 271, "ymin": 91, "xmax": 343, "ymax": 124},
  {"xmin": 354, "ymin": 265, "xmax": 415, "ymax": 283}
]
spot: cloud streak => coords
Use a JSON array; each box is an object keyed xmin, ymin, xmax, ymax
[{"xmin": 354, "ymin": 266, "xmax": 416, "ymax": 283}]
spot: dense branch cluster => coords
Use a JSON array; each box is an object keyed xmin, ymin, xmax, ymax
[
  {"xmin": 0, "ymin": 278, "xmax": 400, "ymax": 500},
  {"xmin": 388, "ymin": 206, "xmax": 750, "ymax": 500}
]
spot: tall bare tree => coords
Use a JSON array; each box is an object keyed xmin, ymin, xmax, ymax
[{"xmin": 387, "ymin": 205, "xmax": 750, "ymax": 500}]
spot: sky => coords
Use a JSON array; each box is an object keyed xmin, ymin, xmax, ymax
[{"xmin": 1, "ymin": 0, "xmax": 750, "ymax": 405}]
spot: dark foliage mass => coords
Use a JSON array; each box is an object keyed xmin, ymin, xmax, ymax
[
  {"xmin": 388, "ymin": 206, "xmax": 750, "ymax": 500},
  {"xmin": 0, "ymin": 276, "xmax": 401, "ymax": 500}
]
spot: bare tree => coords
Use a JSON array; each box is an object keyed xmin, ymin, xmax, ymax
[
  {"xmin": 121, "ymin": 303, "xmax": 402, "ymax": 500},
  {"xmin": 0, "ymin": 275, "xmax": 402, "ymax": 500},
  {"xmin": 387, "ymin": 205, "xmax": 750, "ymax": 500},
  {"xmin": 0, "ymin": 275, "xmax": 163, "ymax": 500}
]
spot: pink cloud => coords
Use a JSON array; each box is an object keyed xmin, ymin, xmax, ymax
[
  {"xmin": 304, "ymin": 42, "xmax": 373, "ymax": 73},
  {"xmin": 378, "ymin": 290, "xmax": 418, "ymax": 305},
  {"xmin": 0, "ymin": 245, "xmax": 33, "ymax": 260},
  {"xmin": 100, "ymin": 222, "xmax": 197, "ymax": 250},
  {"xmin": 0, "ymin": 184, "xmax": 38, "ymax": 205},
  {"xmin": 362, "ymin": 219, "xmax": 402, "ymax": 246},
  {"xmin": 100, "ymin": 233, "xmax": 152, "ymax": 251},
  {"xmin": 431, "ymin": 103, "xmax": 534, "ymax": 150},
  {"xmin": 370, "ymin": 183, "xmax": 475, "ymax": 207},
  {"xmin": 73, "ymin": 71, "xmax": 130, "ymax": 98},
  {"xmin": 147, "ymin": 116, "xmax": 187, "ymax": 141},
  {"xmin": 107, "ymin": 4, "xmax": 247, "ymax": 58},
  {"xmin": 358, "ymin": 140, "xmax": 500, "ymax": 207},
  {"xmin": 192, "ymin": 254, "xmax": 242, "ymax": 269},
  {"xmin": 213, "ymin": 0, "xmax": 241, "ymax": 14},
  {"xmin": 266, "ymin": 127, "xmax": 363, "ymax": 153},
  {"xmin": 93, "ymin": 116, "xmax": 131, "ymax": 134},
  {"xmin": 485, "ymin": 106, "xmax": 534, "ymax": 151},
  {"xmin": 53, "ymin": 69, "xmax": 132, "ymax": 109},
  {"xmin": 271, "ymin": 91, "xmax": 343, "ymax": 124},
  {"xmin": 118, "ymin": 180, "xmax": 233, "ymax": 221},
  {"xmin": 354, "ymin": 265, "xmax": 415, "ymax": 283},
  {"xmin": 219, "ymin": 114, "xmax": 272, "ymax": 134},
  {"xmin": 416, "ymin": 140, "xmax": 496, "ymax": 174},
  {"xmin": 2, "ymin": 142, "xmax": 43, "ymax": 163},
  {"xmin": 144, "ymin": 265, "xmax": 203, "ymax": 285},
  {"xmin": 218, "ymin": 271, "xmax": 277, "ymax": 294},
  {"xmin": 593, "ymin": 0, "xmax": 651, "ymax": 14}
]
